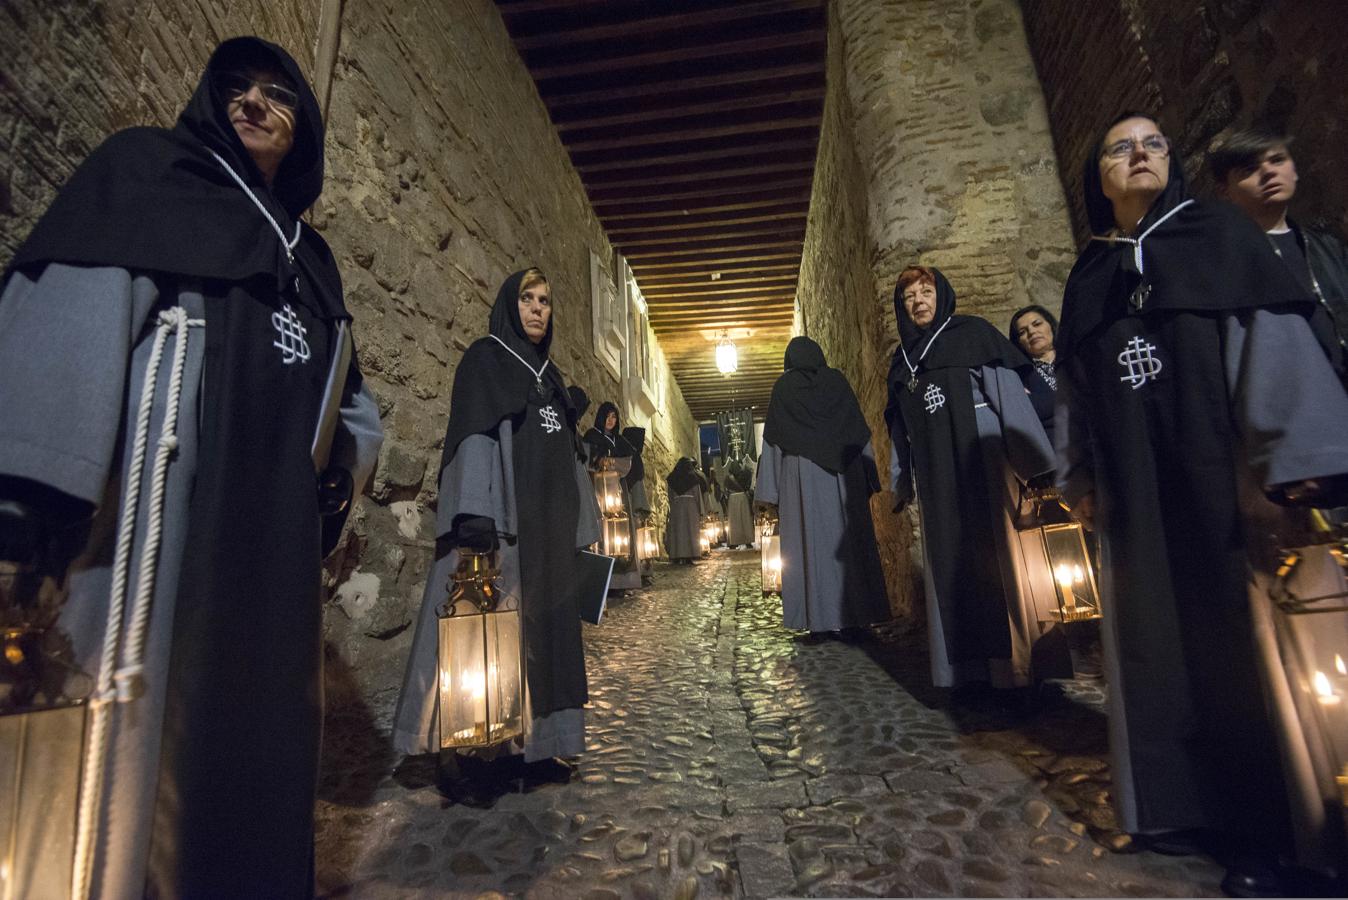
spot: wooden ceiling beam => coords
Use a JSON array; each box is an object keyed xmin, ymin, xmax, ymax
[
  {"xmin": 555, "ymin": 87, "xmax": 825, "ymax": 133},
  {"xmin": 614, "ymin": 226, "xmax": 804, "ymax": 249},
  {"xmin": 643, "ymin": 283, "xmax": 798, "ymax": 300},
  {"xmin": 566, "ymin": 116, "xmax": 823, "ymax": 154},
  {"xmin": 620, "ymin": 239, "xmax": 803, "ymax": 260},
  {"xmin": 605, "ymin": 209, "xmax": 808, "ymax": 237},
  {"xmin": 638, "ymin": 272, "xmax": 799, "ymax": 290},
  {"xmin": 583, "ymin": 161, "xmax": 814, "ymax": 191},
  {"xmin": 590, "ymin": 178, "xmax": 814, "ymax": 209},
  {"xmin": 574, "ymin": 138, "xmax": 818, "ymax": 174},
  {"xmin": 530, "ymin": 32, "xmax": 823, "ymax": 82},
  {"xmin": 513, "ymin": 0, "xmax": 822, "ymax": 50},
  {"xmin": 543, "ymin": 61, "xmax": 823, "ymax": 109},
  {"xmin": 600, "ymin": 196, "xmax": 811, "ymax": 224},
  {"xmin": 629, "ymin": 253, "xmax": 803, "ymax": 273}
]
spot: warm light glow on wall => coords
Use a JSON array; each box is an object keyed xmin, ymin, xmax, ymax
[{"xmin": 715, "ymin": 336, "xmax": 738, "ymax": 374}]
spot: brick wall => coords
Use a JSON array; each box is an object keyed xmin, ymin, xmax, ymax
[
  {"xmin": 1022, "ymin": 0, "xmax": 1348, "ymax": 243},
  {"xmin": 798, "ymin": 0, "xmax": 1077, "ymax": 618},
  {"xmin": 0, "ymin": 0, "xmax": 697, "ymax": 723}
]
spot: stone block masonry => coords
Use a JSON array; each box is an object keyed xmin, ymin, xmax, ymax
[
  {"xmin": 0, "ymin": 0, "xmax": 698, "ymax": 723},
  {"xmin": 796, "ymin": 0, "xmax": 1077, "ymax": 617}
]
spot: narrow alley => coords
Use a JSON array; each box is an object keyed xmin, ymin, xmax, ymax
[{"xmin": 315, "ymin": 553, "xmax": 1224, "ymax": 899}]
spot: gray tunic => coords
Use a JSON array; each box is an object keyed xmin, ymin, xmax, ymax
[
  {"xmin": 755, "ymin": 440, "xmax": 890, "ymax": 631},
  {"xmin": 666, "ymin": 486, "xmax": 705, "ymax": 560},
  {"xmin": 1058, "ymin": 308, "xmax": 1348, "ymax": 846},
  {"xmin": 726, "ymin": 491, "xmax": 755, "ymax": 546},
  {"xmin": 0, "ymin": 264, "xmax": 381, "ymax": 897},
  {"xmin": 392, "ymin": 423, "xmax": 601, "ymax": 761},
  {"xmin": 893, "ymin": 365, "xmax": 1070, "ymax": 688}
]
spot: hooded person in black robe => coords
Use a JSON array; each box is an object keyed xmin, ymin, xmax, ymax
[
  {"xmin": 665, "ymin": 458, "xmax": 706, "ymax": 563},
  {"xmin": 756, "ymin": 337, "xmax": 889, "ymax": 632},
  {"xmin": 582, "ymin": 403, "xmax": 641, "ymax": 588},
  {"xmin": 885, "ymin": 266, "xmax": 1068, "ymax": 694},
  {"xmin": 0, "ymin": 37, "xmax": 383, "ymax": 896},
  {"xmin": 1054, "ymin": 112, "xmax": 1348, "ymax": 891},
  {"xmin": 393, "ymin": 268, "xmax": 600, "ymax": 768}
]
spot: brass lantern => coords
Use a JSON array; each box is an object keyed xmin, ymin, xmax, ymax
[
  {"xmin": 1, "ymin": 568, "xmax": 91, "ymax": 900},
  {"xmin": 760, "ymin": 523, "xmax": 783, "ymax": 596},
  {"xmin": 1037, "ymin": 522, "xmax": 1102, "ymax": 622},
  {"xmin": 1269, "ymin": 539, "xmax": 1348, "ymax": 810},
  {"xmin": 603, "ymin": 516, "xmax": 631, "ymax": 559},
  {"xmin": 436, "ymin": 551, "xmax": 524, "ymax": 752},
  {"xmin": 592, "ymin": 469, "xmax": 623, "ymax": 518},
  {"xmin": 638, "ymin": 526, "xmax": 659, "ymax": 561}
]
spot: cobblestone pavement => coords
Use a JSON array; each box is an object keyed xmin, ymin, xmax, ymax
[{"xmin": 315, "ymin": 552, "xmax": 1225, "ymax": 898}]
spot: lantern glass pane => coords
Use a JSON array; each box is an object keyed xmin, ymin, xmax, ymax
[
  {"xmin": 761, "ymin": 535, "xmax": 783, "ymax": 593},
  {"xmin": 1041, "ymin": 523, "xmax": 1100, "ymax": 621},
  {"xmin": 437, "ymin": 609, "xmax": 523, "ymax": 748},
  {"xmin": 603, "ymin": 516, "xmax": 631, "ymax": 557},
  {"xmin": 1274, "ymin": 545, "xmax": 1348, "ymax": 805},
  {"xmin": 593, "ymin": 471, "xmax": 623, "ymax": 517},
  {"xmin": 0, "ymin": 704, "xmax": 84, "ymax": 895}
]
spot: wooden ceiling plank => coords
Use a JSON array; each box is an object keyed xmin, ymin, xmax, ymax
[
  {"xmin": 513, "ymin": 0, "xmax": 822, "ymax": 50},
  {"xmin": 566, "ymin": 115, "xmax": 822, "ymax": 153},
  {"xmin": 583, "ymin": 161, "xmax": 814, "ymax": 191},
  {"xmin": 628, "ymin": 253, "xmax": 802, "ymax": 272},
  {"xmin": 530, "ymin": 32, "xmax": 823, "ymax": 82},
  {"xmin": 638, "ymin": 272, "xmax": 800, "ymax": 290},
  {"xmin": 620, "ymin": 239, "xmax": 803, "ymax": 259},
  {"xmin": 575, "ymin": 138, "xmax": 818, "ymax": 174},
  {"xmin": 606, "ymin": 209, "xmax": 808, "ymax": 236},
  {"xmin": 590, "ymin": 177, "xmax": 814, "ymax": 208},
  {"xmin": 555, "ymin": 86, "xmax": 825, "ymax": 133},
  {"xmin": 614, "ymin": 227, "xmax": 804, "ymax": 248},
  {"xmin": 599, "ymin": 196, "xmax": 812, "ymax": 222},
  {"xmin": 543, "ymin": 61, "xmax": 823, "ymax": 109}
]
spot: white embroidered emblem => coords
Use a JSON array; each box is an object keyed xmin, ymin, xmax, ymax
[
  {"xmin": 923, "ymin": 382, "xmax": 946, "ymax": 414},
  {"xmin": 539, "ymin": 405, "xmax": 562, "ymax": 433},
  {"xmin": 271, "ymin": 303, "xmax": 311, "ymax": 365},
  {"xmin": 1117, "ymin": 335, "xmax": 1162, "ymax": 390}
]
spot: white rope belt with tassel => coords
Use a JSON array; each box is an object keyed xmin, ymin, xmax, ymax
[{"xmin": 71, "ymin": 307, "xmax": 203, "ymax": 900}]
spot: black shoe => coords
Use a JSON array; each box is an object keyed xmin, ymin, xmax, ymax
[
  {"xmin": 1220, "ymin": 859, "xmax": 1284, "ymax": 898},
  {"xmin": 1135, "ymin": 829, "xmax": 1204, "ymax": 856}
]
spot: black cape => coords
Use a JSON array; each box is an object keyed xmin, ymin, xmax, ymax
[
  {"xmin": 440, "ymin": 270, "xmax": 585, "ymax": 718},
  {"xmin": 763, "ymin": 336, "xmax": 872, "ymax": 473},
  {"xmin": 886, "ymin": 268, "xmax": 1037, "ymax": 663},
  {"xmin": 1057, "ymin": 145, "xmax": 1319, "ymax": 840},
  {"xmin": 667, "ymin": 458, "xmax": 706, "ymax": 496},
  {"xmin": 620, "ymin": 426, "xmax": 646, "ymax": 489},
  {"xmin": 11, "ymin": 37, "xmax": 353, "ymax": 895}
]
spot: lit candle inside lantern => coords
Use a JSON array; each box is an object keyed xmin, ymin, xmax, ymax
[
  {"xmin": 1314, "ymin": 670, "xmax": 1341, "ymax": 705},
  {"xmin": 1337, "ymin": 654, "xmax": 1347, "ymax": 676}
]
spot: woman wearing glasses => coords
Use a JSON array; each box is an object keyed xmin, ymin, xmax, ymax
[
  {"xmin": 0, "ymin": 38, "xmax": 382, "ymax": 895},
  {"xmin": 1055, "ymin": 112, "xmax": 1348, "ymax": 894}
]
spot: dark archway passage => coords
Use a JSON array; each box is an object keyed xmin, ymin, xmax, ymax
[{"xmin": 315, "ymin": 552, "xmax": 1223, "ymax": 898}]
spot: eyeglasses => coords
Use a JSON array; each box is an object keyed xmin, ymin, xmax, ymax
[
  {"xmin": 1101, "ymin": 134, "xmax": 1169, "ymax": 160},
  {"xmin": 217, "ymin": 72, "xmax": 299, "ymax": 111}
]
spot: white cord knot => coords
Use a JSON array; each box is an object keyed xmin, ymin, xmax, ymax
[
  {"xmin": 157, "ymin": 308, "xmax": 184, "ymax": 328},
  {"xmin": 113, "ymin": 666, "xmax": 145, "ymax": 702},
  {"xmin": 159, "ymin": 434, "xmax": 179, "ymax": 452}
]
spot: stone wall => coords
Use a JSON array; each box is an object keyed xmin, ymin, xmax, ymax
[
  {"xmin": 0, "ymin": 0, "xmax": 697, "ymax": 724},
  {"xmin": 797, "ymin": 0, "xmax": 1077, "ymax": 618},
  {"xmin": 1022, "ymin": 0, "xmax": 1348, "ymax": 243},
  {"xmin": 796, "ymin": 1, "xmax": 917, "ymax": 617}
]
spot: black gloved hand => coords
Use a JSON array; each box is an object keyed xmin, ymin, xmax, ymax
[
  {"xmin": 318, "ymin": 467, "xmax": 355, "ymax": 559},
  {"xmin": 454, "ymin": 514, "xmax": 500, "ymax": 553}
]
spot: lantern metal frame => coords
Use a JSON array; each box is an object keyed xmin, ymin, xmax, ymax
[
  {"xmin": 435, "ymin": 551, "xmax": 524, "ymax": 754},
  {"xmin": 592, "ymin": 468, "xmax": 624, "ymax": 519},
  {"xmin": 637, "ymin": 525, "xmax": 659, "ymax": 562},
  {"xmin": 1016, "ymin": 488, "xmax": 1103, "ymax": 624},
  {"xmin": 760, "ymin": 520, "xmax": 783, "ymax": 596},
  {"xmin": 1269, "ymin": 538, "xmax": 1348, "ymax": 809},
  {"xmin": 1, "ymin": 582, "xmax": 91, "ymax": 900},
  {"xmin": 602, "ymin": 515, "xmax": 632, "ymax": 559},
  {"xmin": 1036, "ymin": 521, "xmax": 1102, "ymax": 623}
]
